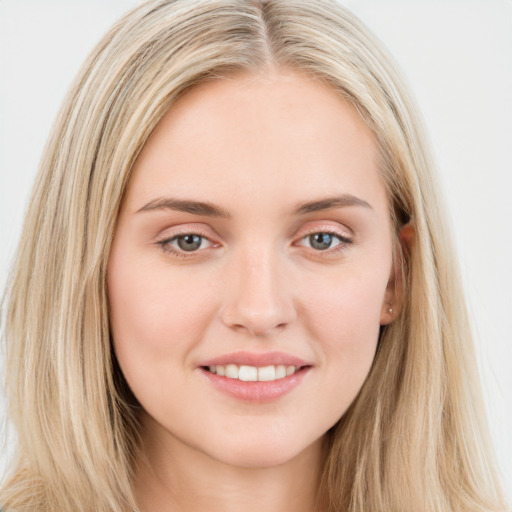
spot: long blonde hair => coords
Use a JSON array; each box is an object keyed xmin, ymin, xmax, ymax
[{"xmin": 1, "ymin": 1, "xmax": 507, "ymax": 510}]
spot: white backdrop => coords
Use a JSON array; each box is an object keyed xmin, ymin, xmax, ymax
[{"xmin": 1, "ymin": 0, "xmax": 511, "ymax": 500}]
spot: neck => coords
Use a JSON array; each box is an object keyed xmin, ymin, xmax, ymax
[{"xmin": 133, "ymin": 413, "xmax": 327, "ymax": 512}]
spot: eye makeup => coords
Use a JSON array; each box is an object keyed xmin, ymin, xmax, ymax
[{"xmin": 155, "ymin": 224, "xmax": 353, "ymax": 260}]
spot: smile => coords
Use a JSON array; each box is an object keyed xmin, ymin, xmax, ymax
[
  {"xmin": 198, "ymin": 351, "xmax": 312, "ymax": 403},
  {"xmin": 206, "ymin": 364, "xmax": 298, "ymax": 381}
]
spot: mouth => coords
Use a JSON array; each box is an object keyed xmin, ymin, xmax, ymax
[
  {"xmin": 197, "ymin": 352, "xmax": 312, "ymax": 403},
  {"xmin": 201, "ymin": 364, "xmax": 306, "ymax": 382}
]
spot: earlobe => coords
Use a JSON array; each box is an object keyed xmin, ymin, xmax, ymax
[
  {"xmin": 380, "ymin": 220, "xmax": 415, "ymax": 325},
  {"xmin": 380, "ymin": 261, "xmax": 401, "ymax": 325},
  {"xmin": 380, "ymin": 294, "xmax": 398, "ymax": 325}
]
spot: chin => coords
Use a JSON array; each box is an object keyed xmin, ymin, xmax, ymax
[
  {"xmin": 218, "ymin": 450, "xmax": 296, "ymax": 469},
  {"xmin": 203, "ymin": 432, "xmax": 323, "ymax": 469}
]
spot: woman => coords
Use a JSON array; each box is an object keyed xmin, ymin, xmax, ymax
[{"xmin": 0, "ymin": 0, "xmax": 507, "ymax": 511}]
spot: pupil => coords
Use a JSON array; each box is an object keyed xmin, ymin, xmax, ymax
[
  {"xmin": 177, "ymin": 234, "xmax": 202, "ymax": 251},
  {"xmin": 310, "ymin": 233, "xmax": 332, "ymax": 250}
]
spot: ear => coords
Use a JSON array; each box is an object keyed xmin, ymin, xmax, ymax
[{"xmin": 380, "ymin": 221, "xmax": 415, "ymax": 325}]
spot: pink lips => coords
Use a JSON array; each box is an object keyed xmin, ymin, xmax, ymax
[
  {"xmin": 197, "ymin": 350, "xmax": 312, "ymax": 404},
  {"xmin": 199, "ymin": 350, "xmax": 310, "ymax": 368}
]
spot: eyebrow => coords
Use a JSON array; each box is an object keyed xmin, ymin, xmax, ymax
[
  {"xmin": 136, "ymin": 193, "xmax": 371, "ymax": 218},
  {"xmin": 137, "ymin": 197, "xmax": 231, "ymax": 218},
  {"xmin": 293, "ymin": 194, "xmax": 372, "ymax": 215}
]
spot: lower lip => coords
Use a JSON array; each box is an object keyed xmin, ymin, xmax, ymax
[{"xmin": 199, "ymin": 367, "xmax": 311, "ymax": 403}]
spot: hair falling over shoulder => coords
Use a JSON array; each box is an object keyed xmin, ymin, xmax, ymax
[{"xmin": 0, "ymin": 0, "xmax": 508, "ymax": 511}]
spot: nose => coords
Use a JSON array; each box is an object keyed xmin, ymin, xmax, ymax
[{"xmin": 220, "ymin": 248, "xmax": 297, "ymax": 337}]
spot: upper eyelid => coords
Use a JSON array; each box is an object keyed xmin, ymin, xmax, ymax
[
  {"xmin": 156, "ymin": 224, "xmax": 216, "ymax": 240},
  {"xmin": 294, "ymin": 223, "xmax": 353, "ymax": 240}
]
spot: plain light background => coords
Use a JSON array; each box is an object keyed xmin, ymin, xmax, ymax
[{"xmin": 1, "ymin": 0, "xmax": 511, "ymax": 500}]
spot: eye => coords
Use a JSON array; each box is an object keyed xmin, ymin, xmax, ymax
[
  {"xmin": 157, "ymin": 233, "xmax": 213, "ymax": 254},
  {"xmin": 298, "ymin": 231, "xmax": 351, "ymax": 251}
]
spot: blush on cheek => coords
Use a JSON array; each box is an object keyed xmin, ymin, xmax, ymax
[
  {"xmin": 309, "ymin": 278, "xmax": 384, "ymax": 335},
  {"xmin": 108, "ymin": 268, "xmax": 222, "ymax": 394},
  {"xmin": 304, "ymin": 280, "xmax": 383, "ymax": 401}
]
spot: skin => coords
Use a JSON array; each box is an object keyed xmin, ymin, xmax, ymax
[{"xmin": 107, "ymin": 68, "xmax": 401, "ymax": 512}]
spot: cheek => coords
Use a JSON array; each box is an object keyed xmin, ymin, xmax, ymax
[
  {"xmin": 300, "ymin": 290, "xmax": 381, "ymax": 429},
  {"xmin": 301, "ymin": 263, "xmax": 388, "ymax": 405},
  {"xmin": 305, "ymin": 267, "xmax": 386, "ymax": 345},
  {"xmin": 107, "ymin": 251, "xmax": 217, "ymax": 379}
]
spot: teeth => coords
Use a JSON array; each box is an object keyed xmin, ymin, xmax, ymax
[
  {"xmin": 239, "ymin": 365, "xmax": 258, "ymax": 381},
  {"xmin": 225, "ymin": 364, "xmax": 239, "ymax": 379},
  {"xmin": 276, "ymin": 365, "xmax": 287, "ymax": 379},
  {"xmin": 258, "ymin": 365, "xmax": 275, "ymax": 381},
  {"xmin": 206, "ymin": 364, "xmax": 299, "ymax": 381}
]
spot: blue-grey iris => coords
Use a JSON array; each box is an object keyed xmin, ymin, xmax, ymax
[{"xmin": 310, "ymin": 233, "xmax": 334, "ymax": 250}]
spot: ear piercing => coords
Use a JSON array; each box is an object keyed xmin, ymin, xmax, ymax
[{"xmin": 388, "ymin": 306, "xmax": 393, "ymax": 314}]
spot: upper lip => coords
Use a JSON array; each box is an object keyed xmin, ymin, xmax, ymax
[{"xmin": 198, "ymin": 350, "xmax": 311, "ymax": 368}]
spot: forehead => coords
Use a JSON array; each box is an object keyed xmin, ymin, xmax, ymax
[{"xmin": 124, "ymin": 68, "xmax": 386, "ymax": 216}]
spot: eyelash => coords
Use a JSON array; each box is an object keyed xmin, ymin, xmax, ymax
[
  {"xmin": 156, "ymin": 229, "xmax": 215, "ymax": 258},
  {"xmin": 156, "ymin": 229, "xmax": 353, "ymax": 258},
  {"xmin": 296, "ymin": 230, "xmax": 352, "ymax": 254}
]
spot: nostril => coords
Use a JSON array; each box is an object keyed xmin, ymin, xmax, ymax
[{"xmin": 224, "ymin": 299, "xmax": 295, "ymax": 332}]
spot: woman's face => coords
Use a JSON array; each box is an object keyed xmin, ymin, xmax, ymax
[{"xmin": 107, "ymin": 69, "xmax": 399, "ymax": 468}]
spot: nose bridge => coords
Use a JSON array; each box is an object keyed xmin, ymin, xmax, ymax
[{"xmin": 221, "ymin": 240, "xmax": 296, "ymax": 336}]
